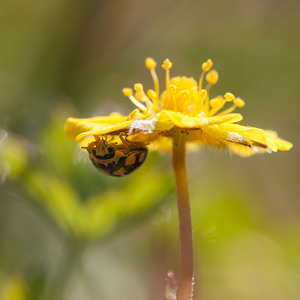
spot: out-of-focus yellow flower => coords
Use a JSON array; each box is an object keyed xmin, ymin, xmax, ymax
[{"xmin": 65, "ymin": 58, "xmax": 292, "ymax": 157}]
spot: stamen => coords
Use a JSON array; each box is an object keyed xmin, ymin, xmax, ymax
[
  {"xmin": 217, "ymin": 103, "xmax": 237, "ymax": 116},
  {"xmin": 169, "ymin": 84, "xmax": 177, "ymax": 111},
  {"xmin": 199, "ymin": 89, "xmax": 207, "ymax": 105},
  {"xmin": 198, "ymin": 90, "xmax": 207, "ymax": 111},
  {"xmin": 134, "ymin": 83, "xmax": 144, "ymax": 93},
  {"xmin": 210, "ymin": 97, "xmax": 224, "ymax": 108},
  {"xmin": 202, "ymin": 59, "xmax": 213, "ymax": 72},
  {"xmin": 234, "ymin": 97, "xmax": 245, "ymax": 108},
  {"xmin": 204, "ymin": 71, "xmax": 219, "ymax": 111},
  {"xmin": 224, "ymin": 92, "xmax": 235, "ymax": 102},
  {"xmin": 122, "ymin": 88, "xmax": 147, "ymax": 112},
  {"xmin": 143, "ymin": 95, "xmax": 155, "ymax": 111},
  {"xmin": 162, "ymin": 58, "xmax": 172, "ymax": 70},
  {"xmin": 162, "ymin": 59, "xmax": 172, "ymax": 90},
  {"xmin": 206, "ymin": 70, "xmax": 219, "ymax": 86},
  {"xmin": 199, "ymin": 59, "xmax": 213, "ymax": 91},
  {"xmin": 147, "ymin": 89, "xmax": 158, "ymax": 107},
  {"xmin": 134, "ymin": 84, "xmax": 155, "ymax": 111},
  {"xmin": 208, "ymin": 96, "xmax": 225, "ymax": 116},
  {"xmin": 145, "ymin": 58, "xmax": 160, "ymax": 100},
  {"xmin": 178, "ymin": 90, "xmax": 190, "ymax": 99},
  {"xmin": 123, "ymin": 88, "xmax": 133, "ymax": 97},
  {"xmin": 134, "ymin": 92, "xmax": 143, "ymax": 102},
  {"xmin": 216, "ymin": 96, "xmax": 245, "ymax": 116},
  {"xmin": 145, "ymin": 58, "xmax": 156, "ymax": 70},
  {"xmin": 179, "ymin": 90, "xmax": 190, "ymax": 114}
]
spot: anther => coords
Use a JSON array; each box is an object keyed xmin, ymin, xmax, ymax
[
  {"xmin": 234, "ymin": 97, "xmax": 245, "ymax": 108},
  {"xmin": 169, "ymin": 84, "xmax": 177, "ymax": 93},
  {"xmin": 123, "ymin": 88, "xmax": 133, "ymax": 97},
  {"xmin": 210, "ymin": 97, "xmax": 224, "ymax": 108},
  {"xmin": 134, "ymin": 93, "xmax": 143, "ymax": 102},
  {"xmin": 178, "ymin": 90, "xmax": 190, "ymax": 99},
  {"xmin": 199, "ymin": 89, "xmax": 207, "ymax": 106},
  {"xmin": 162, "ymin": 59, "xmax": 172, "ymax": 70},
  {"xmin": 134, "ymin": 88, "xmax": 155, "ymax": 112},
  {"xmin": 169, "ymin": 84, "xmax": 178, "ymax": 99},
  {"xmin": 202, "ymin": 59, "xmax": 213, "ymax": 72},
  {"xmin": 146, "ymin": 58, "xmax": 160, "ymax": 101},
  {"xmin": 145, "ymin": 58, "xmax": 157, "ymax": 70},
  {"xmin": 216, "ymin": 97, "xmax": 240, "ymax": 116},
  {"xmin": 123, "ymin": 88, "xmax": 147, "ymax": 112},
  {"xmin": 147, "ymin": 89, "xmax": 157, "ymax": 101},
  {"xmin": 206, "ymin": 70, "xmax": 219, "ymax": 85},
  {"xmin": 168, "ymin": 84, "xmax": 177, "ymax": 111},
  {"xmin": 162, "ymin": 59, "xmax": 172, "ymax": 91},
  {"xmin": 208, "ymin": 96, "xmax": 225, "ymax": 116},
  {"xmin": 224, "ymin": 92, "xmax": 235, "ymax": 102},
  {"xmin": 147, "ymin": 89, "xmax": 159, "ymax": 111},
  {"xmin": 134, "ymin": 83, "xmax": 143, "ymax": 93},
  {"xmin": 199, "ymin": 89, "xmax": 207, "ymax": 99}
]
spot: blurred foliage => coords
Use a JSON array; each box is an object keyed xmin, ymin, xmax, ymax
[
  {"xmin": 0, "ymin": 0, "xmax": 299, "ymax": 299},
  {"xmin": 0, "ymin": 106, "xmax": 174, "ymax": 299},
  {"xmin": 1, "ymin": 108, "xmax": 173, "ymax": 239},
  {"xmin": 0, "ymin": 277, "xmax": 28, "ymax": 300}
]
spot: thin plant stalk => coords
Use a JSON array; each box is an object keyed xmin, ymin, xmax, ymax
[{"xmin": 172, "ymin": 134, "xmax": 194, "ymax": 300}]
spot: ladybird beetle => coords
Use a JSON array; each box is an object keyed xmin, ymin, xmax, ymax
[{"xmin": 83, "ymin": 135, "xmax": 148, "ymax": 177}]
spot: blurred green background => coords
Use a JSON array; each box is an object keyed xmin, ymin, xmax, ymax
[{"xmin": 0, "ymin": 0, "xmax": 299, "ymax": 299}]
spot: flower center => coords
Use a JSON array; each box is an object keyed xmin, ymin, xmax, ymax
[
  {"xmin": 160, "ymin": 76, "xmax": 200, "ymax": 116},
  {"xmin": 122, "ymin": 58, "xmax": 245, "ymax": 118}
]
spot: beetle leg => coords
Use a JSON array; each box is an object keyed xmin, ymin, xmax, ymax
[
  {"xmin": 119, "ymin": 132, "xmax": 130, "ymax": 151},
  {"xmin": 106, "ymin": 135, "xmax": 114, "ymax": 143}
]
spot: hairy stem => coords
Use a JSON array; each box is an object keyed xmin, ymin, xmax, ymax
[{"xmin": 172, "ymin": 134, "xmax": 194, "ymax": 300}]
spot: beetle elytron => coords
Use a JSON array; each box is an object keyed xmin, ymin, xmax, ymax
[{"xmin": 83, "ymin": 134, "xmax": 148, "ymax": 177}]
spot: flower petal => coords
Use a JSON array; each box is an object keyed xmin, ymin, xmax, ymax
[
  {"xmin": 156, "ymin": 110, "xmax": 242, "ymax": 129},
  {"xmin": 228, "ymin": 142, "xmax": 272, "ymax": 157},
  {"xmin": 202, "ymin": 123, "xmax": 281, "ymax": 153},
  {"xmin": 76, "ymin": 121, "xmax": 132, "ymax": 142},
  {"xmin": 65, "ymin": 117, "xmax": 95, "ymax": 140},
  {"xmin": 264, "ymin": 131, "xmax": 293, "ymax": 151},
  {"xmin": 65, "ymin": 113, "xmax": 128, "ymax": 140},
  {"xmin": 206, "ymin": 113, "xmax": 243, "ymax": 125}
]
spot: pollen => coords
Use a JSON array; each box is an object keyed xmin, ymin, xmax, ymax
[
  {"xmin": 145, "ymin": 58, "xmax": 157, "ymax": 70},
  {"xmin": 206, "ymin": 70, "xmax": 219, "ymax": 85}
]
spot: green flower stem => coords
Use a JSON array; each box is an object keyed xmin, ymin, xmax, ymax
[{"xmin": 172, "ymin": 134, "xmax": 194, "ymax": 300}]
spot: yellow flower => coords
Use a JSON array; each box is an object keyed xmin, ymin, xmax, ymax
[
  {"xmin": 65, "ymin": 57, "xmax": 293, "ymax": 298},
  {"xmin": 65, "ymin": 57, "xmax": 292, "ymax": 157}
]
